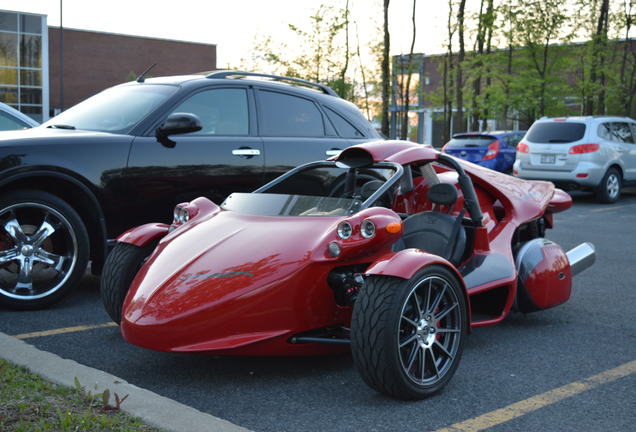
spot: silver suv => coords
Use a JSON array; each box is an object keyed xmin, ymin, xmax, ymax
[{"xmin": 513, "ymin": 116, "xmax": 636, "ymax": 203}]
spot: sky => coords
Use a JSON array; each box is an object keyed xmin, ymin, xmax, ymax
[{"xmin": 0, "ymin": 0, "xmax": 450, "ymax": 67}]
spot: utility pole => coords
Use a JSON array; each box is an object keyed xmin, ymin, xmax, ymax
[{"xmin": 59, "ymin": 0, "xmax": 64, "ymax": 112}]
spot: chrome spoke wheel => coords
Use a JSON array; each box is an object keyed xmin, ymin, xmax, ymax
[
  {"xmin": 398, "ymin": 275, "xmax": 462, "ymax": 386},
  {"xmin": 0, "ymin": 202, "xmax": 77, "ymax": 301}
]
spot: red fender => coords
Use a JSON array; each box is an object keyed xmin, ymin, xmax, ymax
[
  {"xmin": 365, "ymin": 249, "xmax": 472, "ymax": 329},
  {"xmin": 116, "ymin": 223, "xmax": 170, "ymax": 247}
]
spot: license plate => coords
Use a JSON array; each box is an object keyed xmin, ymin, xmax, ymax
[{"xmin": 541, "ymin": 154, "xmax": 556, "ymax": 164}]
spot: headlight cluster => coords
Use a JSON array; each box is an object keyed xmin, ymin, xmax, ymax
[
  {"xmin": 328, "ymin": 217, "xmax": 400, "ymax": 259},
  {"xmin": 336, "ymin": 219, "xmax": 376, "ymax": 241},
  {"xmin": 173, "ymin": 205, "xmax": 190, "ymax": 224}
]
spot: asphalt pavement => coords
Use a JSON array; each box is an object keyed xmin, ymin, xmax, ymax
[{"xmin": 1, "ymin": 189, "xmax": 635, "ymax": 432}]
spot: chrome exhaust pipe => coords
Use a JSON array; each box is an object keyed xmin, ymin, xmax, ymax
[{"xmin": 566, "ymin": 242, "xmax": 596, "ymax": 276}]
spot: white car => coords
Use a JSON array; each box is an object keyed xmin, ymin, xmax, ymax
[
  {"xmin": 513, "ymin": 116, "xmax": 636, "ymax": 203},
  {"xmin": 0, "ymin": 102, "xmax": 39, "ymax": 131}
]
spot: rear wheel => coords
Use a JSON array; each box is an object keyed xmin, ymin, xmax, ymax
[
  {"xmin": 100, "ymin": 241, "xmax": 158, "ymax": 324},
  {"xmin": 596, "ymin": 167, "xmax": 621, "ymax": 203},
  {"xmin": 351, "ymin": 266, "xmax": 467, "ymax": 399},
  {"xmin": 0, "ymin": 190, "xmax": 89, "ymax": 309}
]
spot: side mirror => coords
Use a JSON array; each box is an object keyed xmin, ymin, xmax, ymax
[{"xmin": 155, "ymin": 112, "xmax": 203, "ymax": 148}]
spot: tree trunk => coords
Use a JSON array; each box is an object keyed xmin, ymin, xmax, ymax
[
  {"xmin": 400, "ymin": 0, "xmax": 417, "ymax": 140},
  {"xmin": 620, "ymin": 1, "xmax": 634, "ymax": 116},
  {"xmin": 381, "ymin": 0, "xmax": 391, "ymax": 137},
  {"xmin": 444, "ymin": 0, "xmax": 456, "ymax": 144},
  {"xmin": 455, "ymin": 0, "xmax": 466, "ymax": 132},
  {"xmin": 470, "ymin": 0, "xmax": 486, "ymax": 131},
  {"xmin": 586, "ymin": 0, "xmax": 609, "ymax": 115}
]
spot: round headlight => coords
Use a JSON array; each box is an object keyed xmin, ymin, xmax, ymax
[
  {"xmin": 173, "ymin": 207, "xmax": 180, "ymax": 223},
  {"xmin": 361, "ymin": 219, "xmax": 375, "ymax": 238},
  {"xmin": 327, "ymin": 241, "xmax": 341, "ymax": 257},
  {"xmin": 337, "ymin": 221, "xmax": 353, "ymax": 239},
  {"xmin": 181, "ymin": 211, "xmax": 190, "ymax": 223}
]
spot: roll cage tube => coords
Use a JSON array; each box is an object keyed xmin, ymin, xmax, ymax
[
  {"xmin": 253, "ymin": 161, "xmax": 404, "ymax": 211},
  {"xmin": 437, "ymin": 154, "xmax": 483, "ymax": 226}
]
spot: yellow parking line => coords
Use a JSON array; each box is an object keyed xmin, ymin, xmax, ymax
[
  {"xmin": 14, "ymin": 322, "xmax": 117, "ymax": 340},
  {"xmin": 590, "ymin": 205, "xmax": 626, "ymax": 213},
  {"xmin": 434, "ymin": 359, "xmax": 636, "ymax": 432}
]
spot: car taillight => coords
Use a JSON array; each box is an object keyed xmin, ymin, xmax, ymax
[
  {"xmin": 517, "ymin": 142, "xmax": 529, "ymax": 153},
  {"xmin": 482, "ymin": 140, "xmax": 500, "ymax": 160},
  {"xmin": 569, "ymin": 143, "xmax": 600, "ymax": 154}
]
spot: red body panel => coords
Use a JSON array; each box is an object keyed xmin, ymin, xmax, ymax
[
  {"xmin": 120, "ymin": 207, "xmax": 403, "ymax": 355},
  {"xmin": 518, "ymin": 240, "xmax": 572, "ymax": 310},
  {"xmin": 366, "ymin": 249, "xmax": 456, "ymax": 280},
  {"xmin": 116, "ymin": 140, "xmax": 583, "ymax": 356},
  {"xmin": 117, "ymin": 223, "xmax": 170, "ymax": 247}
]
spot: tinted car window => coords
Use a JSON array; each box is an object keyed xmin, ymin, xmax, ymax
[
  {"xmin": 325, "ymin": 107, "xmax": 363, "ymax": 138},
  {"xmin": 508, "ymin": 133, "xmax": 523, "ymax": 147},
  {"xmin": 445, "ymin": 136, "xmax": 495, "ymax": 148},
  {"xmin": 0, "ymin": 110, "xmax": 28, "ymax": 130},
  {"xmin": 630, "ymin": 124, "xmax": 636, "ymax": 143},
  {"xmin": 258, "ymin": 90, "xmax": 324, "ymax": 137},
  {"xmin": 598, "ymin": 122, "xmax": 635, "ymax": 143},
  {"xmin": 171, "ymin": 88, "xmax": 248, "ymax": 136},
  {"xmin": 526, "ymin": 122, "xmax": 586, "ymax": 143}
]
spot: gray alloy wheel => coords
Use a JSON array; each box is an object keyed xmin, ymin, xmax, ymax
[
  {"xmin": 0, "ymin": 190, "xmax": 89, "ymax": 309},
  {"xmin": 351, "ymin": 265, "xmax": 467, "ymax": 399},
  {"xmin": 397, "ymin": 274, "xmax": 463, "ymax": 387},
  {"xmin": 596, "ymin": 167, "xmax": 621, "ymax": 203}
]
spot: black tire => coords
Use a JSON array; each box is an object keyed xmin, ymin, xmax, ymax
[
  {"xmin": 0, "ymin": 189, "xmax": 89, "ymax": 309},
  {"xmin": 351, "ymin": 265, "xmax": 467, "ymax": 399},
  {"xmin": 100, "ymin": 241, "xmax": 158, "ymax": 324},
  {"xmin": 595, "ymin": 167, "xmax": 621, "ymax": 203}
]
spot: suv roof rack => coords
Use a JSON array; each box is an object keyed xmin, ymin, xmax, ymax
[{"xmin": 206, "ymin": 70, "xmax": 339, "ymax": 97}]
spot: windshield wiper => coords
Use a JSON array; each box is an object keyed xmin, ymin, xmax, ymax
[{"xmin": 47, "ymin": 124, "xmax": 76, "ymax": 130}]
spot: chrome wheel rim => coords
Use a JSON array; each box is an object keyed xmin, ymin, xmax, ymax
[
  {"xmin": 398, "ymin": 275, "xmax": 462, "ymax": 385},
  {"xmin": 0, "ymin": 202, "xmax": 77, "ymax": 300},
  {"xmin": 606, "ymin": 174, "xmax": 620, "ymax": 199}
]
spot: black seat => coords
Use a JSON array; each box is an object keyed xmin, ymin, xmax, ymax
[{"xmin": 393, "ymin": 183, "xmax": 466, "ymax": 266}]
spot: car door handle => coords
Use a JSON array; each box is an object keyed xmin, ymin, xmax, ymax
[
  {"xmin": 232, "ymin": 149, "xmax": 261, "ymax": 156},
  {"xmin": 325, "ymin": 149, "xmax": 341, "ymax": 156}
]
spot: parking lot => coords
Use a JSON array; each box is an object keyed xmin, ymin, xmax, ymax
[{"xmin": 1, "ymin": 190, "xmax": 635, "ymax": 432}]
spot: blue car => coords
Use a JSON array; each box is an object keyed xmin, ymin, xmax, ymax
[{"xmin": 441, "ymin": 131, "xmax": 525, "ymax": 173}]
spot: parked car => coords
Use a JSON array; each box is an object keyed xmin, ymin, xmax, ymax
[
  {"xmin": 513, "ymin": 116, "xmax": 636, "ymax": 203},
  {"xmin": 441, "ymin": 131, "xmax": 524, "ymax": 173},
  {"xmin": 100, "ymin": 140, "xmax": 595, "ymax": 400},
  {"xmin": 0, "ymin": 71, "xmax": 380, "ymax": 309},
  {"xmin": 0, "ymin": 102, "xmax": 39, "ymax": 130}
]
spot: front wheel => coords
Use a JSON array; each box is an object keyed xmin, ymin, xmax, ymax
[
  {"xmin": 0, "ymin": 190, "xmax": 89, "ymax": 309},
  {"xmin": 351, "ymin": 266, "xmax": 467, "ymax": 399},
  {"xmin": 100, "ymin": 241, "xmax": 158, "ymax": 324}
]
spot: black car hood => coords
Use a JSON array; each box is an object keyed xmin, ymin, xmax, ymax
[{"xmin": 0, "ymin": 126, "xmax": 130, "ymax": 147}]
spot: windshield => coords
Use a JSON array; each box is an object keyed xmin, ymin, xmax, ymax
[
  {"xmin": 42, "ymin": 84, "xmax": 178, "ymax": 134},
  {"xmin": 222, "ymin": 162, "xmax": 401, "ymax": 217},
  {"xmin": 222, "ymin": 193, "xmax": 361, "ymax": 217}
]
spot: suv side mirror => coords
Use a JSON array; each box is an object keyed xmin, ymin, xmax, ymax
[{"xmin": 156, "ymin": 112, "xmax": 203, "ymax": 148}]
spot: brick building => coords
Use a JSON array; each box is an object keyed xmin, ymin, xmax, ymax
[{"xmin": 0, "ymin": 9, "xmax": 217, "ymax": 122}]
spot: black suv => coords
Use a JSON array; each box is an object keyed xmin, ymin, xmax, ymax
[{"xmin": 0, "ymin": 71, "xmax": 380, "ymax": 308}]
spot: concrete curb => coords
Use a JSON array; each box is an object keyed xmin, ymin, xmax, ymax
[{"xmin": 0, "ymin": 332, "xmax": 251, "ymax": 432}]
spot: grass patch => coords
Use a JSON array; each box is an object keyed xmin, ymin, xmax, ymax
[{"xmin": 0, "ymin": 358, "xmax": 165, "ymax": 432}]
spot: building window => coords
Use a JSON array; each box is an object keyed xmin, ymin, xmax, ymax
[{"xmin": 0, "ymin": 10, "xmax": 46, "ymax": 123}]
